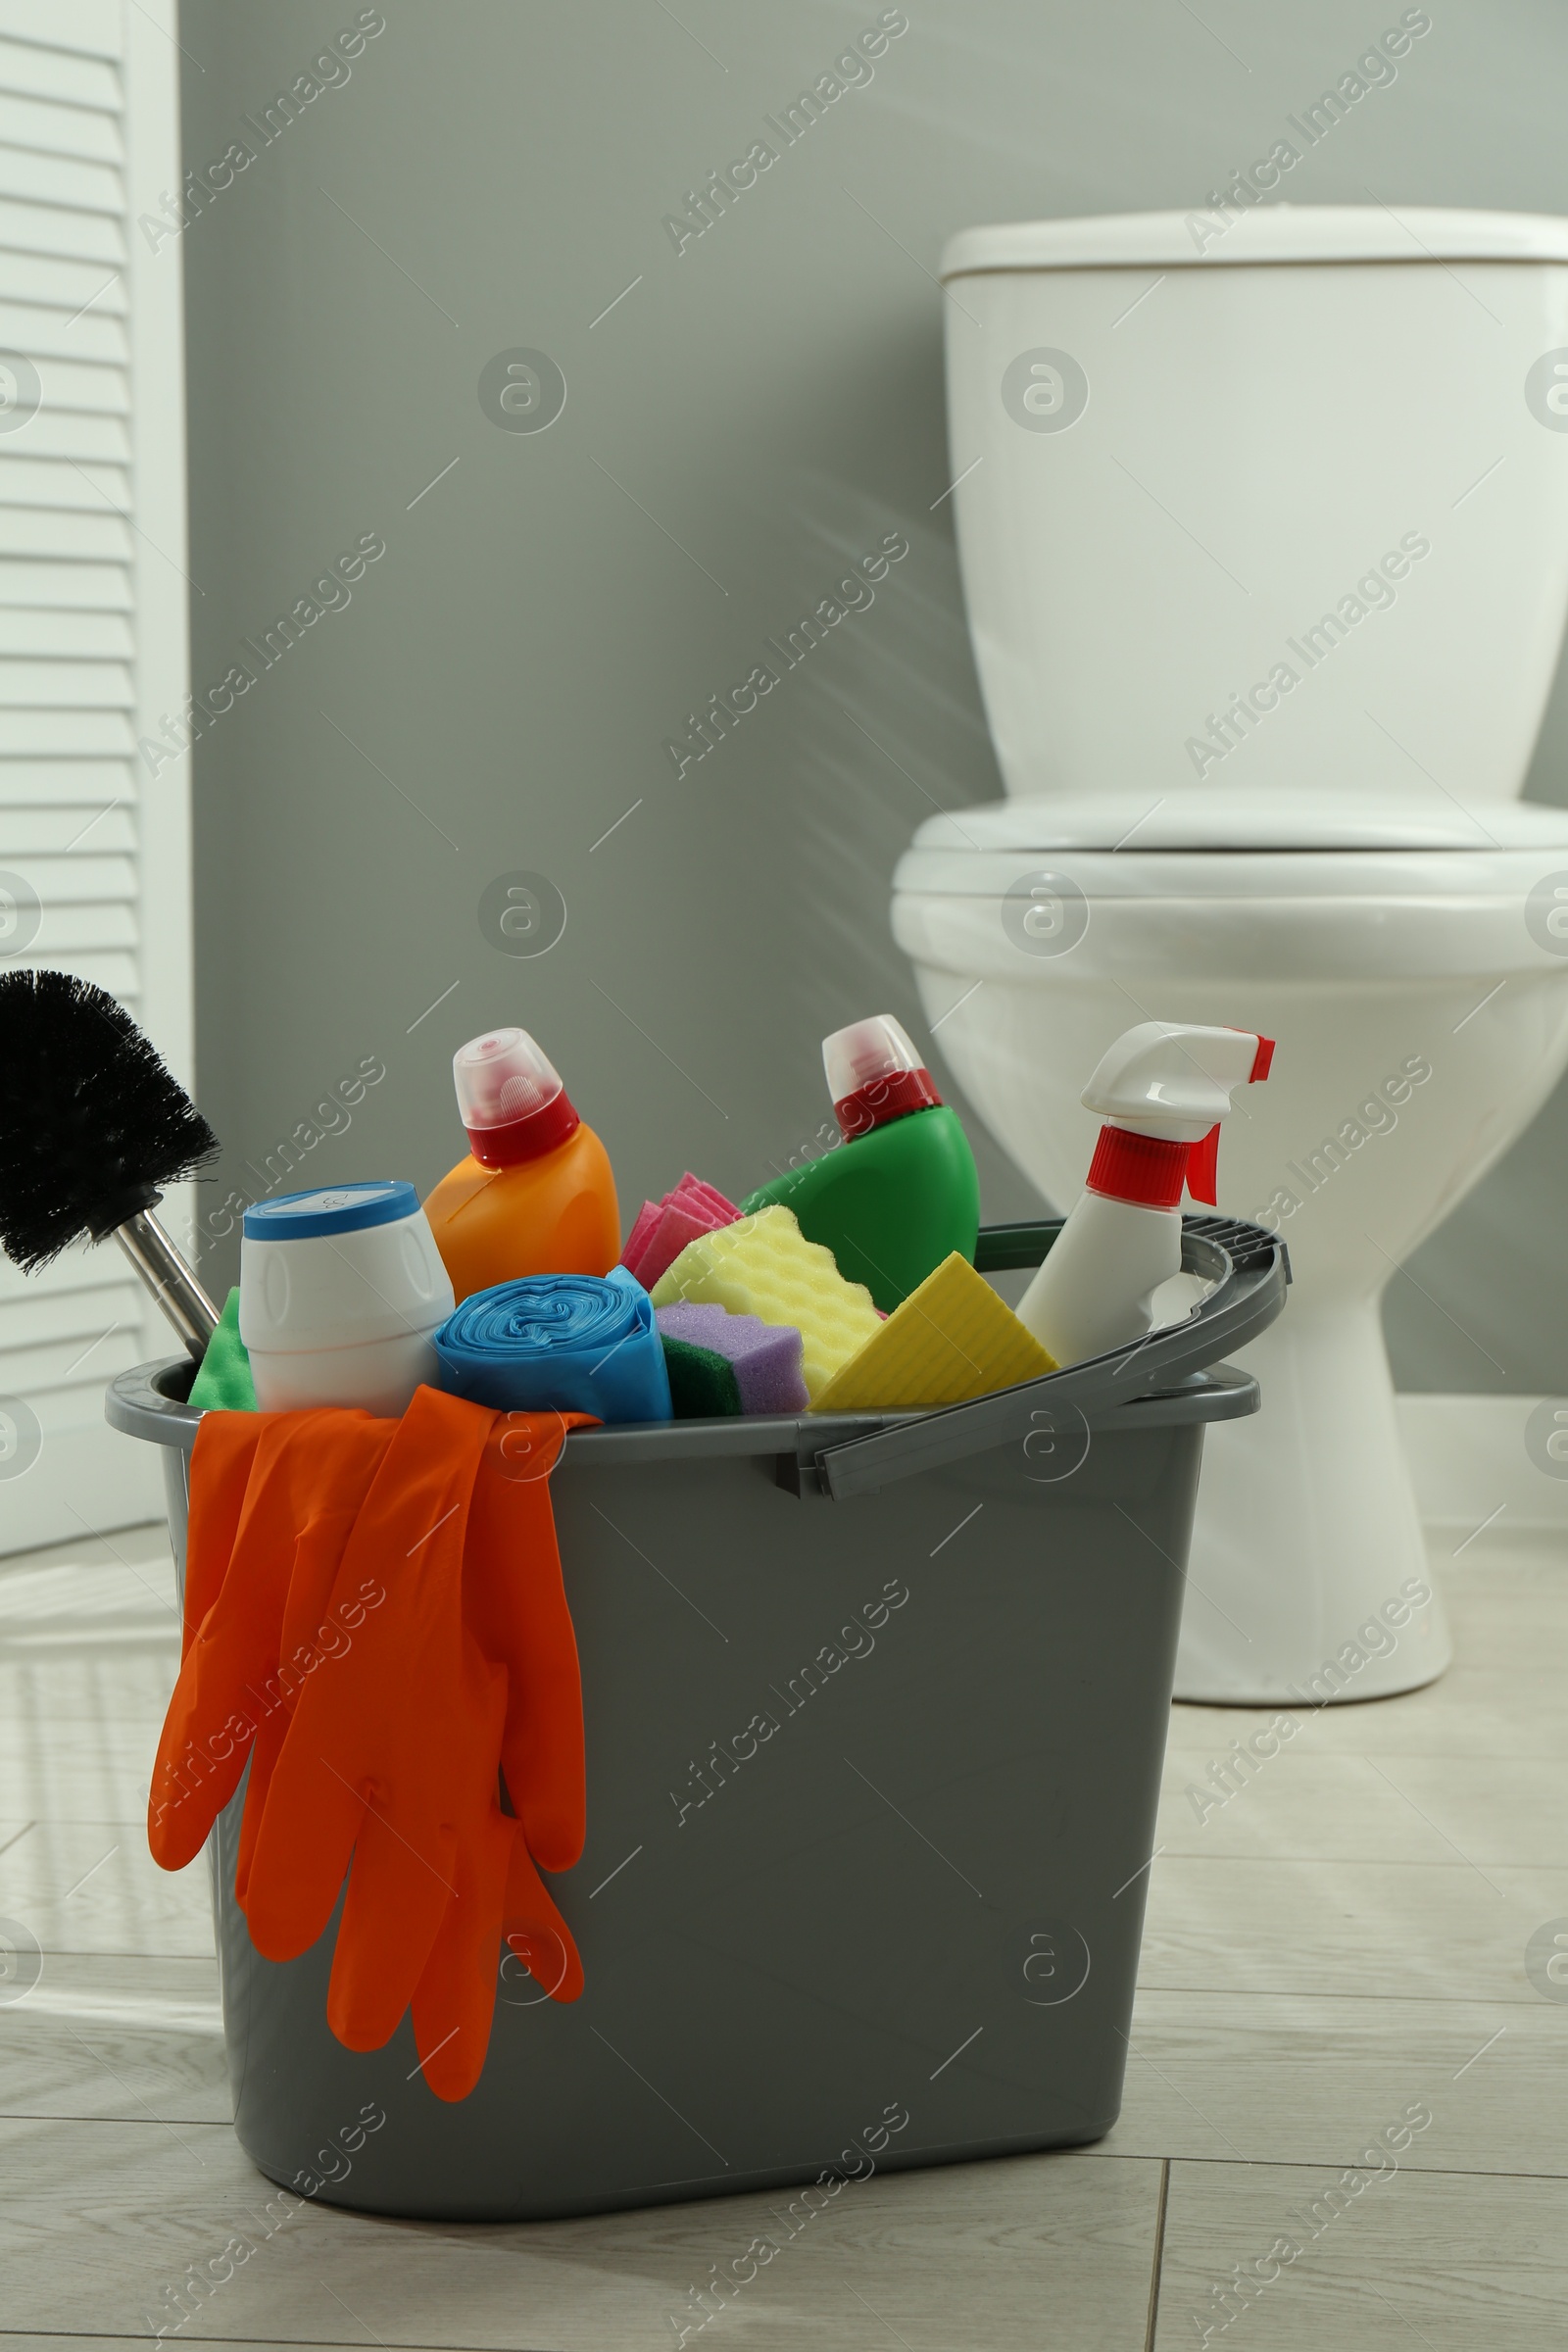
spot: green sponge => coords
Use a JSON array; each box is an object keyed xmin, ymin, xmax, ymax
[
  {"xmin": 660, "ymin": 1335, "xmax": 741, "ymax": 1420},
  {"xmin": 187, "ymin": 1287, "xmax": 258, "ymax": 1413}
]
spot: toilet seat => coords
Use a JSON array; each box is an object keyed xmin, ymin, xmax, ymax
[
  {"xmin": 892, "ymin": 794, "xmax": 1568, "ymax": 985},
  {"xmin": 896, "ymin": 790, "xmax": 1568, "ymax": 898},
  {"xmin": 941, "ymin": 206, "xmax": 1568, "ymax": 277}
]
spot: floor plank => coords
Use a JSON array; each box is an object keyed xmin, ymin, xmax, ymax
[
  {"xmin": 1440, "ymin": 1534, "xmax": 1568, "ymax": 1669},
  {"xmin": 0, "ymin": 1951, "xmax": 225, "ymax": 2124},
  {"xmin": 0, "ymin": 2119, "xmax": 1162, "ymax": 2348},
  {"xmin": 1172, "ymin": 1667, "xmax": 1568, "ymax": 1760},
  {"xmin": 0, "ymin": 1720, "xmax": 161, "ymax": 1823},
  {"xmin": 1153, "ymin": 2157, "xmax": 1568, "ymax": 2348},
  {"xmin": 0, "ymin": 1523, "xmax": 177, "ymax": 1826},
  {"xmin": 1157, "ymin": 1745, "xmax": 1568, "ymax": 1868},
  {"xmin": 1138, "ymin": 1850, "xmax": 1566, "ymax": 2002},
  {"xmin": 0, "ymin": 1817, "xmax": 212, "ymax": 1953},
  {"xmin": 1102, "ymin": 1986, "xmax": 1553, "ymax": 2176}
]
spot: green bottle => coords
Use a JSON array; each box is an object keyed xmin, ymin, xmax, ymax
[{"xmin": 741, "ymin": 1015, "xmax": 980, "ymax": 1311}]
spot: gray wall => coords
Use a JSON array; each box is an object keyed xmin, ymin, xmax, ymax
[{"xmin": 176, "ymin": 0, "xmax": 1568, "ymax": 1394}]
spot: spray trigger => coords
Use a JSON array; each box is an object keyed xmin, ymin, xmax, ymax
[{"xmin": 1186, "ymin": 1123, "xmax": 1220, "ymax": 1205}]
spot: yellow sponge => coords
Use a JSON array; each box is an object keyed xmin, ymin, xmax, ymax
[
  {"xmin": 650, "ymin": 1205, "xmax": 880, "ymax": 1402},
  {"xmin": 812, "ymin": 1251, "xmax": 1056, "ymax": 1413}
]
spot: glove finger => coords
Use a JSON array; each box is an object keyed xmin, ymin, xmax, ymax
[
  {"xmin": 149, "ymin": 1592, "xmax": 287, "ymax": 1870},
  {"xmin": 501, "ymin": 1830, "xmax": 583, "ymax": 2007},
  {"xmin": 230, "ymin": 1704, "xmax": 292, "ymax": 1911},
  {"xmin": 409, "ymin": 1810, "xmax": 514, "ymax": 2103},
  {"xmin": 230, "ymin": 1501, "xmax": 371, "ymax": 1905},
  {"xmin": 149, "ymin": 1684, "xmax": 254, "ymax": 1870},
  {"xmin": 242, "ymin": 1761, "xmax": 366, "ymax": 1961},
  {"xmin": 324, "ymin": 1807, "xmax": 455, "ymax": 2052},
  {"xmin": 470, "ymin": 1416, "xmax": 589, "ymax": 1872}
]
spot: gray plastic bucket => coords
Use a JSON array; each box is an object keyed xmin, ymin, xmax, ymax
[{"xmin": 106, "ymin": 1214, "xmax": 1286, "ymax": 2222}]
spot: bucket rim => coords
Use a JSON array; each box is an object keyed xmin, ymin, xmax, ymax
[{"xmin": 104, "ymin": 1215, "xmax": 1287, "ymax": 1487}]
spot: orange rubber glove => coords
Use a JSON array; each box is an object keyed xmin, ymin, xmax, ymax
[
  {"xmin": 240, "ymin": 1389, "xmax": 590, "ymax": 2092},
  {"xmin": 233, "ymin": 1419, "xmax": 398, "ymax": 1909},
  {"xmin": 152, "ymin": 1391, "xmax": 590, "ymax": 2100},
  {"xmin": 178, "ymin": 1411, "xmax": 267, "ymax": 1652},
  {"xmin": 466, "ymin": 1411, "xmax": 586, "ymax": 1871},
  {"xmin": 149, "ymin": 1411, "xmax": 392, "ymax": 1871},
  {"xmin": 405, "ymin": 1409, "xmax": 588, "ymax": 2099}
]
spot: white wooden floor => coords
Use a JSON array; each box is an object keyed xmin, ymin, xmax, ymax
[{"xmin": 0, "ymin": 1514, "xmax": 1564, "ymax": 2349}]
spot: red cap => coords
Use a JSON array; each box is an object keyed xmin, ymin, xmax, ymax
[
  {"xmin": 824, "ymin": 1013, "xmax": 943, "ymax": 1139},
  {"xmin": 835, "ymin": 1065, "xmax": 944, "ymax": 1138},
  {"xmin": 466, "ymin": 1090, "xmax": 579, "ymax": 1169},
  {"xmin": 453, "ymin": 1027, "xmax": 581, "ymax": 1170},
  {"xmin": 1086, "ymin": 1126, "xmax": 1190, "ymax": 1209},
  {"xmin": 1085, "ymin": 1118, "xmax": 1223, "ymax": 1208}
]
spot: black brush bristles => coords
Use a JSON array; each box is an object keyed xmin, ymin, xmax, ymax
[{"xmin": 0, "ymin": 968, "xmax": 219, "ymax": 1271}]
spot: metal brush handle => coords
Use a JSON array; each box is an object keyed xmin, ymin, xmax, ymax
[{"xmin": 114, "ymin": 1205, "xmax": 220, "ymax": 1363}]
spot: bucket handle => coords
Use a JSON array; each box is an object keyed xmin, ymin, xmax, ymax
[{"xmin": 811, "ymin": 1214, "xmax": 1288, "ymax": 1500}]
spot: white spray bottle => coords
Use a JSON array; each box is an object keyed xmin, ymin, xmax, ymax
[{"xmin": 1015, "ymin": 1021, "xmax": 1274, "ymax": 1367}]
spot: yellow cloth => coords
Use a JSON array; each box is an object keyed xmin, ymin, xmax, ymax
[
  {"xmin": 812, "ymin": 1251, "xmax": 1056, "ymax": 1412},
  {"xmin": 650, "ymin": 1205, "xmax": 880, "ymax": 1403}
]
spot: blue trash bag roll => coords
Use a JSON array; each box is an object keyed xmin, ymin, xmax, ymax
[{"xmin": 432, "ymin": 1267, "xmax": 672, "ymax": 1424}]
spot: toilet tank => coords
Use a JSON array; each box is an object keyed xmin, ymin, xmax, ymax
[{"xmin": 943, "ymin": 208, "xmax": 1568, "ymax": 806}]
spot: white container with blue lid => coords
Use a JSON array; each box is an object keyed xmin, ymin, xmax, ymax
[{"xmin": 238, "ymin": 1182, "xmax": 455, "ymax": 1416}]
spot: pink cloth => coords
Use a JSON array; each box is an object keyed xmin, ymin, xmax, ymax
[
  {"xmin": 620, "ymin": 1172, "xmax": 739, "ymax": 1290},
  {"xmin": 620, "ymin": 1198, "xmax": 663, "ymax": 1274}
]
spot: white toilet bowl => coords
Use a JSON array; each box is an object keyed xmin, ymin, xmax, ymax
[
  {"xmin": 899, "ymin": 204, "xmax": 1568, "ymax": 1700},
  {"xmin": 894, "ymin": 791, "xmax": 1568, "ymax": 1700}
]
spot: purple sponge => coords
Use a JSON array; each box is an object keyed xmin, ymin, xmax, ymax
[{"xmin": 654, "ymin": 1301, "xmax": 808, "ymax": 1416}]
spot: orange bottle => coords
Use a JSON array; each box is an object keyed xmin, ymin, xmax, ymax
[{"xmin": 424, "ymin": 1028, "xmax": 620, "ymax": 1302}]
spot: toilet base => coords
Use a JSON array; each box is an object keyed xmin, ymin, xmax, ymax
[{"xmin": 1175, "ymin": 1299, "xmax": 1452, "ymax": 1705}]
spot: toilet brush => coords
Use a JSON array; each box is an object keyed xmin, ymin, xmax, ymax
[{"xmin": 0, "ymin": 968, "xmax": 220, "ymax": 1362}]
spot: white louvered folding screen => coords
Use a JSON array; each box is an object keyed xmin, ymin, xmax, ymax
[{"xmin": 0, "ymin": 0, "xmax": 192, "ymax": 1555}]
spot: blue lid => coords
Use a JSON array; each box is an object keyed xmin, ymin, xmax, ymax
[{"xmin": 242, "ymin": 1181, "xmax": 419, "ymax": 1241}]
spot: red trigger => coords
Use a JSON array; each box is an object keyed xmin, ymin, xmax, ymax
[{"xmin": 1187, "ymin": 1124, "xmax": 1220, "ymax": 1205}]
